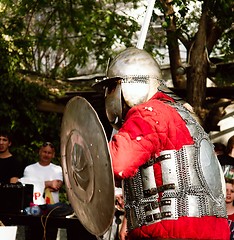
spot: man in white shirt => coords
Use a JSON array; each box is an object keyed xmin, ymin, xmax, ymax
[
  {"xmin": 23, "ymin": 142, "xmax": 63, "ymax": 204},
  {"xmin": 21, "ymin": 142, "xmax": 64, "ymax": 240}
]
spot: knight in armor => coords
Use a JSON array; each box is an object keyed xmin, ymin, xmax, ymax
[{"xmin": 98, "ymin": 47, "xmax": 230, "ymax": 239}]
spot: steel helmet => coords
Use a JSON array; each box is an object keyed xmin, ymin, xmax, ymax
[
  {"xmin": 93, "ymin": 47, "xmax": 162, "ymax": 129},
  {"xmin": 107, "ymin": 47, "xmax": 162, "ymax": 107}
]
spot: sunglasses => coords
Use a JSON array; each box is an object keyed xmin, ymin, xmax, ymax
[{"xmin": 42, "ymin": 142, "xmax": 55, "ymax": 149}]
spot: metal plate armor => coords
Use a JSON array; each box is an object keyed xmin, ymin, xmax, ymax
[{"xmin": 124, "ymin": 101, "xmax": 227, "ymax": 231}]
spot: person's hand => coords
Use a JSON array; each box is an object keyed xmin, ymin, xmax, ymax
[
  {"xmin": 119, "ymin": 216, "xmax": 128, "ymax": 240},
  {"xmin": 183, "ymin": 102, "xmax": 202, "ymax": 124},
  {"xmin": 45, "ymin": 180, "xmax": 63, "ymax": 191},
  {"xmin": 183, "ymin": 102, "xmax": 194, "ymax": 113}
]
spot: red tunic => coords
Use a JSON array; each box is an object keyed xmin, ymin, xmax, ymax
[
  {"xmin": 109, "ymin": 92, "xmax": 230, "ymax": 239},
  {"xmin": 228, "ymin": 213, "xmax": 234, "ymax": 221}
]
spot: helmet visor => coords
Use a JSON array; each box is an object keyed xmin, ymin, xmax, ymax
[{"xmin": 121, "ymin": 75, "xmax": 150, "ymax": 107}]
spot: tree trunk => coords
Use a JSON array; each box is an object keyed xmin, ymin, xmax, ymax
[
  {"xmin": 167, "ymin": 16, "xmax": 186, "ymax": 89},
  {"xmin": 158, "ymin": 0, "xmax": 186, "ymax": 89},
  {"xmin": 186, "ymin": 4, "xmax": 209, "ymax": 117}
]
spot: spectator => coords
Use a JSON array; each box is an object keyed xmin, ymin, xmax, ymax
[
  {"xmin": 218, "ymin": 135, "xmax": 234, "ymax": 179},
  {"xmin": 225, "ymin": 179, "xmax": 234, "ymax": 239},
  {"xmin": 214, "ymin": 142, "xmax": 226, "ymax": 156},
  {"xmin": 0, "ymin": 130, "xmax": 22, "ymax": 184},
  {"xmin": 226, "ymin": 179, "xmax": 234, "ymax": 220},
  {"xmin": 22, "ymin": 142, "xmax": 63, "ymax": 204},
  {"xmin": 21, "ymin": 142, "xmax": 63, "ymax": 240}
]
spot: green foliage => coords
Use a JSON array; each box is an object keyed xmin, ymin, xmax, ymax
[
  {"xmin": 0, "ymin": 0, "xmax": 139, "ymax": 78},
  {"xmin": 153, "ymin": 0, "xmax": 234, "ymax": 51},
  {"xmin": 207, "ymin": 0, "xmax": 234, "ymax": 28},
  {"xmin": 0, "ymin": 71, "xmax": 65, "ymax": 197},
  {"xmin": 0, "ymin": 33, "xmax": 62, "ymax": 169},
  {"xmin": 0, "ymin": 24, "xmax": 70, "ymax": 203},
  {"xmin": 0, "ymin": 73, "xmax": 62, "ymax": 165}
]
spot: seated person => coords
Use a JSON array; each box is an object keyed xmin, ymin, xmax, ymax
[
  {"xmin": 0, "ymin": 130, "xmax": 22, "ymax": 184},
  {"xmin": 21, "ymin": 142, "xmax": 63, "ymax": 205},
  {"xmin": 20, "ymin": 142, "xmax": 63, "ymax": 240}
]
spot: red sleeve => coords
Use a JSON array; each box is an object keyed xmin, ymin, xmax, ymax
[
  {"xmin": 109, "ymin": 116, "xmax": 158, "ymax": 179},
  {"xmin": 109, "ymin": 98, "xmax": 194, "ymax": 179}
]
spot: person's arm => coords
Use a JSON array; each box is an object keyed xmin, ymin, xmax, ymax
[
  {"xmin": 10, "ymin": 177, "xmax": 19, "ymax": 183},
  {"xmin": 45, "ymin": 179, "xmax": 63, "ymax": 192},
  {"xmin": 9, "ymin": 157, "xmax": 22, "ymax": 183},
  {"xmin": 119, "ymin": 215, "xmax": 128, "ymax": 240},
  {"xmin": 109, "ymin": 116, "xmax": 156, "ymax": 179}
]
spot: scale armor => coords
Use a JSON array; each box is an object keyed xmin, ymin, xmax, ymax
[{"xmin": 123, "ymin": 101, "xmax": 227, "ymax": 231}]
